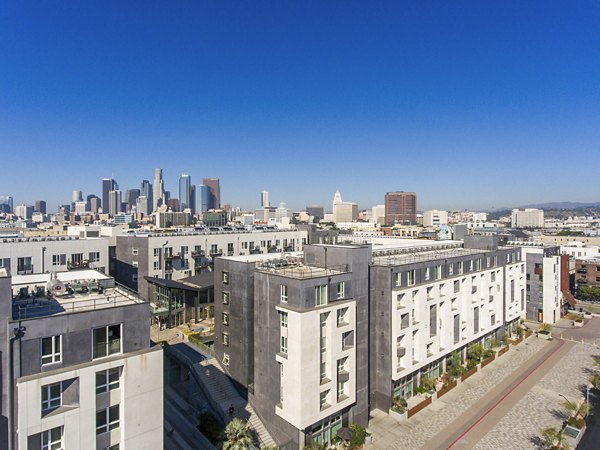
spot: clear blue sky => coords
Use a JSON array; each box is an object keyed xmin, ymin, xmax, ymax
[{"xmin": 1, "ymin": 1, "xmax": 599, "ymax": 213}]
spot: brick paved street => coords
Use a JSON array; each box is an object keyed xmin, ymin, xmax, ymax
[{"xmin": 366, "ymin": 337, "xmax": 550, "ymax": 450}]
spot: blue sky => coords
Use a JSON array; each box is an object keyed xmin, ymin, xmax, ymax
[{"xmin": 1, "ymin": 1, "xmax": 599, "ymax": 212}]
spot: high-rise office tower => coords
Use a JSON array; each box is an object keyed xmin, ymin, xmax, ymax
[
  {"xmin": 125, "ymin": 189, "xmax": 141, "ymax": 213},
  {"xmin": 136, "ymin": 195, "xmax": 149, "ymax": 215},
  {"xmin": 384, "ymin": 191, "xmax": 417, "ymax": 225},
  {"xmin": 202, "ymin": 178, "xmax": 220, "ymax": 210},
  {"xmin": 141, "ymin": 179, "xmax": 153, "ymax": 210},
  {"xmin": 71, "ymin": 190, "xmax": 83, "ymax": 211},
  {"xmin": 14, "ymin": 204, "xmax": 34, "ymax": 219},
  {"xmin": 108, "ymin": 190, "xmax": 122, "ymax": 216},
  {"xmin": 152, "ymin": 168, "xmax": 165, "ymax": 212},
  {"xmin": 88, "ymin": 196, "xmax": 101, "ymax": 213},
  {"xmin": 198, "ymin": 185, "xmax": 209, "ymax": 213},
  {"xmin": 189, "ymin": 185, "xmax": 196, "ymax": 214},
  {"xmin": 0, "ymin": 196, "xmax": 13, "ymax": 213},
  {"xmin": 179, "ymin": 174, "xmax": 191, "ymax": 211},
  {"xmin": 261, "ymin": 190, "xmax": 270, "ymax": 207},
  {"xmin": 102, "ymin": 178, "xmax": 116, "ymax": 214},
  {"xmin": 35, "ymin": 200, "xmax": 47, "ymax": 214}
]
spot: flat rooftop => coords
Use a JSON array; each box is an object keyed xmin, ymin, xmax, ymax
[
  {"xmin": 372, "ymin": 247, "xmax": 496, "ymax": 267},
  {"xmin": 255, "ymin": 256, "xmax": 349, "ymax": 279},
  {"xmin": 11, "ymin": 270, "xmax": 145, "ymax": 321}
]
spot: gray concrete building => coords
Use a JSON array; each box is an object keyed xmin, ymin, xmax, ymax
[{"xmin": 0, "ymin": 268, "xmax": 163, "ymax": 449}]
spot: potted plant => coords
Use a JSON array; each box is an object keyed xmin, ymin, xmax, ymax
[
  {"xmin": 447, "ymin": 352, "xmax": 465, "ymax": 380},
  {"xmin": 390, "ymin": 397, "xmax": 408, "ymax": 421},
  {"xmin": 574, "ymin": 317, "xmax": 584, "ymax": 327},
  {"xmin": 538, "ymin": 323, "xmax": 553, "ymax": 340},
  {"xmin": 420, "ymin": 375, "xmax": 436, "ymax": 394}
]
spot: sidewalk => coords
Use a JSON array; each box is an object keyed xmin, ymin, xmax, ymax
[{"xmin": 366, "ymin": 336, "xmax": 550, "ymax": 450}]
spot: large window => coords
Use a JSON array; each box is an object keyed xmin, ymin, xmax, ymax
[
  {"xmin": 315, "ymin": 285, "xmax": 328, "ymax": 306},
  {"xmin": 222, "ymin": 271, "xmax": 229, "ymax": 284},
  {"xmin": 17, "ymin": 256, "xmax": 32, "ymax": 274},
  {"xmin": 280, "ymin": 336, "xmax": 288, "ymax": 354},
  {"xmin": 41, "ymin": 382, "xmax": 61, "ymax": 413},
  {"xmin": 42, "ymin": 426, "xmax": 62, "ymax": 450},
  {"xmin": 89, "ymin": 252, "xmax": 100, "ymax": 262},
  {"xmin": 337, "ymin": 282, "xmax": 345, "ymax": 299},
  {"xmin": 279, "ymin": 311, "xmax": 288, "ymax": 328},
  {"xmin": 52, "ymin": 254, "xmax": 66, "ymax": 266},
  {"xmin": 92, "ymin": 325, "xmax": 122, "ymax": 359},
  {"xmin": 96, "ymin": 367, "xmax": 121, "ymax": 394},
  {"xmin": 96, "ymin": 405, "xmax": 120, "ymax": 435},
  {"xmin": 407, "ymin": 270, "xmax": 415, "ymax": 286},
  {"xmin": 280, "ymin": 284, "xmax": 288, "ymax": 303},
  {"xmin": 222, "ymin": 313, "xmax": 229, "ymax": 326},
  {"xmin": 41, "ymin": 335, "xmax": 61, "ymax": 366}
]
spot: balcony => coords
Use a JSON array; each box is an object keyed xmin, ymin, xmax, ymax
[
  {"xmin": 191, "ymin": 250, "xmax": 205, "ymax": 257},
  {"xmin": 164, "ymin": 253, "xmax": 182, "ymax": 261},
  {"xmin": 67, "ymin": 260, "xmax": 89, "ymax": 270}
]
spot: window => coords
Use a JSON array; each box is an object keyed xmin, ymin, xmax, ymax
[
  {"xmin": 320, "ymin": 335, "xmax": 327, "ymax": 352},
  {"xmin": 92, "ymin": 325, "xmax": 122, "ymax": 359},
  {"xmin": 400, "ymin": 313, "xmax": 409, "ymax": 329},
  {"xmin": 279, "ymin": 311, "xmax": 288, "ymax": 328},
  {"xmin": 42, "ymin": 426, "xmax": 62, "ymax": 450},
  {"xmin": 181, "ymin": 246, "xmax": 188, "ymax": 255},
  {"xmin": 41, "ymin": 382, "xmax": 62, "ymax": 413},
  {"xmin": 424, "ymin": 267, "xmax": 431, "ymax": 281},
  {"xmin": 132, "ymin": 247, "xmax": 138, "ymax": 256},
  {"xmin": 448, "ymin": 264, "xmax": 454, "ymax": 276},
  {"xmin": 337, "ymin": 282, "xmax": 345, "ymax": 299},
  {"xmin": 337, "ymin": 381, "xmax": 345, "ymax": 399},
  {"xmin": 52, "ymin": 254, "xmax": 66, "ymax": 266},
  {"xmin": 153, "ymin": 248, "xmax": 160, "ymax": 257},
  {"xmin": 222, "ymin": 292, "xmax": 229, "ymax": 305},
  {"xmin": 320, "ymin": 390, "xmax": 329, "ymax": 410},
  {"xmin": 222, "ymin": 332, "xmax": 229, "ymax": 347},
  {"xmin": 41, "ymin": 336, "xmax": 61, "ymax": 365},
  {"xmin": 316, "ymin": 285, "xmax": 328, "ymax": 306},
  {"xmin": 96, "ymin": 367, "xmax": 121, "ymax": 394},
  {"xmin": 337, "ymin": 308, "xmax": 348, "ymax": 326},
  {"xmin": 469, "ymin": 260, "xmax": 474, "ymax": 271},
  {"xmin": 320, "ymin": 361, "xmax": 327, "ymax": 380},
  {"xmin": 337, "ymin": 357, "xmax": 347, "ymax": 373},
  {"xmin": 280, "ymin": 284, "xmax": 288, "ymax": 303},
  {"xmin": 280, "ymin": 336, "xmax": 288, "ymax": 354},
  {"xmin": 222, "ymin": 271, "xmax": 229, "ymax": 284},
  {"xmin": 96, "ymin": 405, "xmax": 120, "ymax": 435},
  {"xmin": 457, "ymin": 261, "xmax": 463, "ymax": 274},
  {"xmin": 320, "ymin": 312, "xmax": 329, "ymax": 328},
  {"xmin": 153, "ymin": 261, "xmax": 160, "ymax": 270},
  {"xmin": 491, "ymin": 271, "xmax": 496, "ymax": 282},
  {"xmin": 222, "ymin": 313, "xmax": 229, "ymax": 326},
  {"xmin": 407, "ymin": 270, "xmax": 415, "ymax": 286},
  {"xmin": 434, "ymin": 265, "xmax": 442, "ymax": 280},
  {"xmin": 397, "ymin": 293, "xmax": 405, "ymax": 309},
  {"xmin": 17, "ymin": 256, "xmax": 32, "ymax": 274},
  {"xmin": 453, "ymin": 280, "xmax": 460, "ymax": 293},
  {"xmin": 395, "ymin": 272, "xmax": 401, "ymax": 287},
  {"xmin": 222, "ymin": 353, "xmax": 230, "ymax": 366}
]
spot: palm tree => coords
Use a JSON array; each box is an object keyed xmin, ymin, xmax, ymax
[
  {"xmin": 541, "ymin": 426, "xmax": 570, "ymax": 450},
  {"xmin": 562, "ymin": 399, "xmax": 589, "ymax": 421},
  {"xmin": 221, "ymin": 418, "xmax": 253, "ymax": 450}
]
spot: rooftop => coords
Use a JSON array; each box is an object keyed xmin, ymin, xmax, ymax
[
  {"xmin": 372, "ymin": 247, "xmax": 498, "ymax": 267},
  {"xmin": 256, "ymin": 256, "xmax": 349, "ymax": 279},
  {"xmin": 11, "ymin": 269, "xmax": 145, "ymax": 321}
]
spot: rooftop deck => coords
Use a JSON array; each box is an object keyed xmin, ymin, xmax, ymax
[
  {"xmin": 11, "ymin": 270, "xmax": 145, "ymax": 320},
  {"xmin": 256, "ymin": 258, "xmax": 349, "ymax": 279},
  {"xmin": 372, "ymin": 247, "xmax": 494, "ymax": 266}
]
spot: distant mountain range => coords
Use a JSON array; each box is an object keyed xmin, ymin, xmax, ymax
[{"xmin": 489, "ymin": 202, "xmax": 600, "ymax": 212}]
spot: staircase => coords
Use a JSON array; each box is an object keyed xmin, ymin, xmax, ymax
[{"xmin": 198, "ymin": 358, "xmax": 276, "ymax": 448}]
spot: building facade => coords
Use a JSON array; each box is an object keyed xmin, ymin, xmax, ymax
[
  {"xmin": 384, "ymin": 192, "xmax": 417, "ymax": 225},
  {"xmin": 511, "ymin": 208, "xmax": 544, "ymax": 228},
  {"xmin": 0, "ymin": 268, "xmax": 163, "ymax": 450}
]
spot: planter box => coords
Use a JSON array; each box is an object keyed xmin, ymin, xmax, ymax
[
  {"xmin": 584, "ymin": 312, "xmax": 592, "ymax": 319},
  {"xmin": 564, "ymin": 424, "xmax": 586, "ymax": 448},
  {"xmin": 510, "ymin": 337, "xmax": 523, "ymax": 346},
  {"xmin": 498, "ymin": 346, "xmax": 509, "ymax": 357},
  {"xmin": 389, "ymin": 408, "xmax": 407, "ymax": 422},
  {"xmin": 461, "ymin": 366, "xmax": 477, "ymax": 381},
  {"xmin": 407, "ymin": 396, "xmax": 432, "ymax": 418},
  {"xmin": 574, "ymin": 320, "xmax": 584, "ymax": 327},
  {"xmin": 437, "ymin": 380, "xmax": 457, "ymax": 398},
  {"xmin": 481, "ymin": 355, "xmax": 496, "ymax": 368},
  {"xmin": 537, "ymin": 331, "xmax": 553, "ymax": 340}
]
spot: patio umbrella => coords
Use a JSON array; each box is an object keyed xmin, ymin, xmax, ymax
[{"xmin": 337, "ymin": 427, "xmax": 352, "ymax": 441}]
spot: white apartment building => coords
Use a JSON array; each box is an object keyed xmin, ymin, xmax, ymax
[
  {"xmin": 422, "ymin": 210, "xmax": 448, "ymax": 227},
  {"xmin": 0, "ymin": 235, "xmax": 110, "ymax": 275},
  {"xmin": 511, "ymin": 208, "xmax": 544, "ymax": 228}
]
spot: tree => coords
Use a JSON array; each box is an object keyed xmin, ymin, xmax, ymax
[
  {"xmin": 447, "ymin": 351, "xmax": 465, "ymax": 380},
  {"xmin": 562, "ymin": 399, "xmax": 589, "ymax": 429},
  {"xmin": 541, "ymin": 426, "xmax": 570, "ymax": 450},
  {"xmin": 221, "ymin": 418, "xmax": 253, "ymax": 450},
  {"xmin": 348, "ymin": 423, "xmax": 368, "ymax": 449},
  {"xmin": 467, "ymin": 343, "xmax": 484, "ymax": 362}
]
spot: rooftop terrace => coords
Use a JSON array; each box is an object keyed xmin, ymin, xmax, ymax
[
  {"xmin": 11, "ymin": 270, "xmax": 145, "ymax": 321},
  {"xmin": 372, "ymin": 247, "xmax": 500, "ymax": 267},
  {"xmin": 255, "ymin": 256, "xmax": 349, "ymax": 279}
]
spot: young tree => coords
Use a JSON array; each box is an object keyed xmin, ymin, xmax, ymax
[
  {"xmin": 222, "ymin": 418, "xmax": 253, "ymax": 450},
  {"xmin": 541, "ymin": 426, "xmax": 570, "ymax": 450}
]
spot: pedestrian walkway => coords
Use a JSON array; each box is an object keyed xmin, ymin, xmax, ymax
[
  {"xmin": 366, "ymin": 336, "xmax": 550, "ymax": 450},
  {"xmin": 198, "ymin": 358, "xmax": 276, "ymax": 448}
]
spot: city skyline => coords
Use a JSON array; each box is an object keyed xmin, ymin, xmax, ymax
[{"xmin": 2, "ymin": 2, "xmax": 599, "ymax": 211}]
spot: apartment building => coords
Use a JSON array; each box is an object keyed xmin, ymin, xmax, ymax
[
  {"xmin": 575, "ymin": 257, "xmax": 600, "ymax": 289},
  {"xmin": 114, "ymin": 229, "xmax": 307, "ymax": 299},
  {"xmin": 0, "ymin": 268, "xmax": 162, "ymax": 449},
  {"xmin": 511, "ymin": 208, "xmax": 544, "ymax": 228},
  {"xmin": 215, "ymin": 245, "xmax": 370, "ymax": 448},
  {"xmin": 520, "ymin": 245, "xmax": 563, "ymax": 323},
  {"xmin": 369, "ymin": 238, "xmax": 525, "ymax": 412},
  {"xmin": 0, "ymin": 235, "xmax": 110, "ymax": 275}
]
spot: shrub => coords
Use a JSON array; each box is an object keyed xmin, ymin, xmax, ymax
[
  {"xmin": 568, "ymin": 416, "xmax": 585, "ymax": 429},
  {"xmin": 420, "ymin": 375, "xmax": 436, "ymax": 392},
  {"xmin": 391, "ymin": 397, "xmax": 407, "ymax": 414},
  {"xmin": 539, "ymin": 323, "xmax": 552, "ymax": 333},
  {"xmin": 467, "ymin": 343, "xmax": 484, "ymax": 362},
  {"xmin": 447, "ymin": 351, "xmax": 465, "ymax": 380},
  {"xmin": 482, "ymin": 348, "xmax": 495, "ymax": 359},
  {"xmin": 349, "ymin": 424, "xmax": 368, "ymax": 449},
  {"xmin": 466, "ymin": 358, "xmax": 478, "ymax": 370}
]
